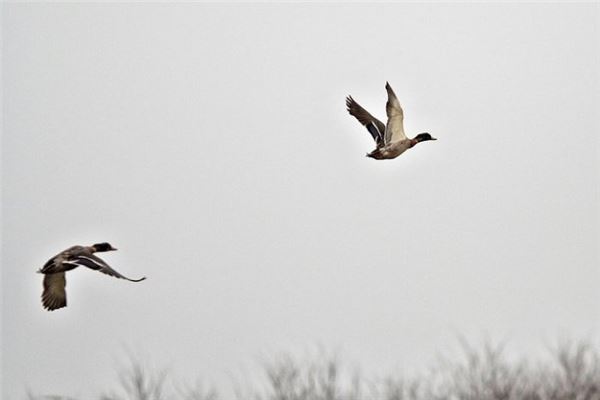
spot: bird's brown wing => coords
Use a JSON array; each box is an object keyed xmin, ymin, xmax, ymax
[
  {"xmin": 346, "ymin": 96, "xmax": 386, "ymax": 145},
  {"xmin": 72, "ymin": 254, "xmax": 146, "ymax": 282},
  {"xmin": 42, "ymin": 272, "xmax": 67, "ymax": 311}
]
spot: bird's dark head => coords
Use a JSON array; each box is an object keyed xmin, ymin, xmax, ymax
[
  {"xmin": 92, "ymin": 242, "xmax": 117, "ymax": 252},
  {"xmin": 414, "ymin": 132, "xmax": 437, "ymax": 142}
]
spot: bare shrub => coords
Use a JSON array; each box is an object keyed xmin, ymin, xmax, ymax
[
  {"xmin": 100, "ymin": 360, "xmax": 168, "ymax": 400},
  {"xmin": 25, "ymin": 340, "xmax": 600, "ymax": 400},
  {"xmin": 253, "ymin": 354, "xmax": 365, "ymax": 400},
  {"xmin": 540, "ymin": 341, "xmax": 600, "ymax": 400}
]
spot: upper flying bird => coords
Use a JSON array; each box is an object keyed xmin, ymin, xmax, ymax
[
  {"xmin": 346, "ymin": 82, "xmax": 436, "ymax": 159},
  {"xmin": 37, "ymin": 242, "xmax": 146, "ymax": 311}
]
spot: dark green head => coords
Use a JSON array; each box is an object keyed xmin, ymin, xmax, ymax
[
  {"xmin": 92, "ymin": 242, "xmax": 117, "ymax": 252},
  {"xmin": 414, "ymin": 132, "xmax": 437, "ymax": 142}
]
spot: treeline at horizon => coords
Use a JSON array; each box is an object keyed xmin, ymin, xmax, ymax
[{"xmin": 27, "ymin": 340, "xmax": 600, "ymax": 400}]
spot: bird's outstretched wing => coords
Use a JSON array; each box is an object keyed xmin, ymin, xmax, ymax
[
  {"xmin": 346, "ymin": 96, "xmax": 386, "ymax": 146},
  {"xmin": 42, "ymin": 272, "xmax": 67, "ymax": 311},
  {"xmin": 71, "ymin": 254, "xmax": 146, "ymax": 282},
  {"xmin": 384, "ymin": 82, "xmax": 407, "ymax": 144}
]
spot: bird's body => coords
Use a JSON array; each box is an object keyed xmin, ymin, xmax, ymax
[
  {"xmin": 366, "ymin": 139, "xmax": 417, "ymax": 160},
  {"xmin": 346, "ymin": 82, "xmax": 436, "ymax": 159},
  {"xmin": 38, "ymin": 242, "xmax": 146, "ymax": 311},
  {"xmin": 39, "ymin": 245, "xmax": 93, "ymax": 274}
]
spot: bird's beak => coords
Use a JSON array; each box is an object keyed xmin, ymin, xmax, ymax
[
  {"xmin": 431, "ymin": 137, "xmax": 438, "ymax": 140},
  {"xmin": 110, "ymin": 248, "xmax": 118, "ymax": 251}
]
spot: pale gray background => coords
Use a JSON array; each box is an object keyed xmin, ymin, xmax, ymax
[{"xmin": 2, "ymin": 3, "xmax": 599, "ymax": 399}]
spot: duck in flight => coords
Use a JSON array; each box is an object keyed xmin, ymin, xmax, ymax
[
  {"xmin": 346, "ymin": 82, "xmax": 436, "ymax": 159},
  {"xmin": 37, "ymin": 242, "xmax": 146, "ymax": 311}
]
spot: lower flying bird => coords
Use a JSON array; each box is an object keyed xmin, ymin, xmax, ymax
[
  {"xmin": 37, "ymin": 242, "xmax": 146, "ymax": 311},
  {"xmin": 346, "ymin": 82, "xmax": 436, "ymax": 159}
]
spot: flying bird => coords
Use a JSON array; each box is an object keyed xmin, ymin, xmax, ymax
[
  {"xmin": 37, "ymin": 242, "xmax": 146, "ymax": 311},
  {"xmin": 346, "ymin": 82, "xmax": 436, "ymax": 159}
]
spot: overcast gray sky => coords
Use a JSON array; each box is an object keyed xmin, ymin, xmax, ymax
[{"xmin": 2, "ymin": 3, "xmax": 599, "ymax": 399}]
